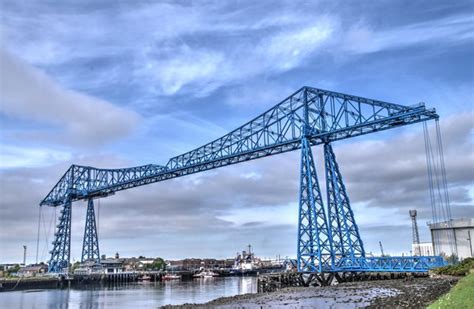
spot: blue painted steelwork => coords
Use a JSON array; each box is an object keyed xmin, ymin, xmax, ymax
[
  {"xmin": 324, "ymin": 143, "xmax": 365, "ymax": 260},
  {"xmin": 39, "ymin": 86, "xmax": 441, "ymax": 274},
  {"xmin": 40, "ymin": 87, "xmax": 437, "ymax": 207},
  {"xmin": 297, "ymin": 137, "xmax": 332, "ymax": 272},
  {"xmin": 48, "ymin": 199, "xmax": 72, "ymax": 273},
  {"xmin": 81, "ymin": 199, "xmax": 100, "ymax": 263},
  {"xmin": 336, "ymin": 256, "xmax": 445, "ymax": 272}
]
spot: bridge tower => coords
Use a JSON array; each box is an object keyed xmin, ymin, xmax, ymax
[
  {"xmin": 81, "ymin": 198, "xmax": 101, "ymax": 263},
  {"xmin": 297, "ymin": 137, "xmax": 332, "ymax": 272},
  {"xmin": 48, "ymin": 199, "xmax": 72, "ymax": 273},
  {"xmin": 324, "ymin": 143, "xmax": 365, "ymax": 260},
  {"xmin": 297, "ymin": 88, "xmax": 332, "ymax": 273}
]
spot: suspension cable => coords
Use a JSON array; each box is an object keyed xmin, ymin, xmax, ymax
[
  {"xmin": 424, "ymin": 122, "xmax": 443, "ymax": 254},
  {"xmin": 424, "ymin": 120, "xmax": 456, "ymax": 257},
  {"xmin": 431, "ymin": 129, "xmax": 448, "ymax": 222},
  {"xmin": 436, "ymin": 120, "xmax": 452, "ymax": 221},
  {"xmin": 435, "ymin": 119, "xmax": 457, "ymax": 256},
  {"xmin": 423, "ymin": 122, "xmax": 438, "ymax": 223},
  {"xmin": 35, "ymin": 206, "xmax": 42, "ymax": 264},
  {"xmin": 41, "ymin": 206, "xmax": 55, "ymax": 262},
  {"xmin": 97, "ymin": 198, "xmax": 100, "ymax": 238},
  {"xmin": 41, "ymin": 208, "xmax": 56, "ymax": 260}
]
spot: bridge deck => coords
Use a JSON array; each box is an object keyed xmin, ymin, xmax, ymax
[{"xmin": 330, "ymin": 256, "xmax": 445, "ymax": 273}]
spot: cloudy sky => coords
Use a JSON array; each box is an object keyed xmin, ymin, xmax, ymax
[{"xmin": 0, "ymin": 0, "xmax": 473, "ymax": 264}]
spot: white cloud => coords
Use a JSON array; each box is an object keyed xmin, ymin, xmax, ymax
[
  {"xmin": 138, "ymin": 45, "xmax": 225, "ymax": 96},
  {"xmin": 0, "ymin": 48, "xmax": 140, "ymax": 146},
  {"xmin": 343, "ymin": 14, "xmax": 473, "ymax": 54},
  {"xmin": 0, "ymin": 144, "xmax": 71, "ymax": 168},
  {"xmin": 257, "ymin": 20, "xmax": 334, "ymax": 71},
  {"xmin": 217, "ymin": 204, "xmax": 297, "ymax": 227},
  {"xmin": 1, "ymin": 1, "xmax": 473, "ymax": 101},
  {"xmin": 136, "ymin": 17, "xmax": 335, "ymax": 96}
]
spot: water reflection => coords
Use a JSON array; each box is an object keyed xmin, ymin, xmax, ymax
[{"xmin": 0, "ymin": 277, "xmax": 257, "ymax": 309}]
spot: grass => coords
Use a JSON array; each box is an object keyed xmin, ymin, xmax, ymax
[
  {"xmin": 428, "ymin": 273, "xmax": 474, "ymax": 309},
  {"xmin": 432, "ymin": 258, "xmax": 474, "ymax": 276}
]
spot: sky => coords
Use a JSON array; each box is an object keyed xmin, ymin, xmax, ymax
[{"xmin": 0, "ymin": 0, "xmax": 473, "ymax": 264}]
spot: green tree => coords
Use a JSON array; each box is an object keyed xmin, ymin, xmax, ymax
[
  {"xmin": 151, "ymin": 258, "xmax": 165, "ymax": 270},
  {"xmin": 6, "ymin": 264, "xmax": 20, "ymax": 277},
  {"xmin": 71, "ymin": 261, "xmax": 80, "ymax": 272}
]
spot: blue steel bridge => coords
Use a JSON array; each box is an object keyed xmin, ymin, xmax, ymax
[{"xmin": 40, "ymin": 86, "xmax": 444, "ymax": 278}]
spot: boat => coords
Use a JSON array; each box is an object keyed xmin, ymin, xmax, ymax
[
  {"xmin": 162, "ymin": 273, "xmax": 181, "ymax": 280},
  {"xmin": 138, "ymin": 274, "xmax": 151, "ymax": 282},
  {"xmin": 193, "ymin": 270, "xmax": 218, "ymax": 278},
  {"xmin": 231, "ymin": 244, "xmax": 262, "ymax": 275}
]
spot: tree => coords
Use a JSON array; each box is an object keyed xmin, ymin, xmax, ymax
[
  {"xmin": 6, "ymin": 264, "xmax": 20, "ymax": 277},
  {"xmin": 152, "ymin": 258, "xmax": 165, "ymax": 270},
  {"xmin": 71, "ymin": 261, "xmax": 81, "ymax": 272},
  {"xmin": 143, "ymin": 258, "xmax": 165, "ymax": 270}
]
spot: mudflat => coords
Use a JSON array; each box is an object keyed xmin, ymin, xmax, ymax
[{"xmin": 162, "ymin": 276, "xmax": 458, "ymax": 308}]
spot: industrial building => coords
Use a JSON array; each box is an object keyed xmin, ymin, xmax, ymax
[
  {"xmin": 409, "ymin": 210, "xmax": 434, "ymax": 256},
  {"xmin": 428, "ymin": 218, "xmax": 474, "ymax": 260},
  {"xmin": 412, "ymin": 243, "xmax": 433, "ymax": 256}
]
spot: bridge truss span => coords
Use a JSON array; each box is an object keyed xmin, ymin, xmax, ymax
[
  {"xmin": 41, "ymin": 87, "xmax": 437, "ymax": 207},
  {"xmin": 40, "ymin": 86, "xmax": 444, "ymax": 274}
]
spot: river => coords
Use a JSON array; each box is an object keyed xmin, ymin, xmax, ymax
[{"xmin": 0, "ymin": 277, "xmax": 257, "ymax": 308}]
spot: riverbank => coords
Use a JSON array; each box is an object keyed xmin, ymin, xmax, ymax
[
  {"xmin": 162, "ymin": 276, "xmax": 458, "ymax": 308},
  {"xmin": 0, "ymin": 276, "xmax": 62, "ymax": 291},
  {"xmin": 428, "ymin": 273, "xmax": 474, "ymax": 308}
]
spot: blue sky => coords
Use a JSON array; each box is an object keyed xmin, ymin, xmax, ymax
[{"xmin": 0, "ymin": 0, "xmax": 473, "ymax": 263}]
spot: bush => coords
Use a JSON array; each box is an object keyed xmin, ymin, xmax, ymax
[{"xmin": 432, "ymin": 258, "xmax": 474, "ymax": 276}]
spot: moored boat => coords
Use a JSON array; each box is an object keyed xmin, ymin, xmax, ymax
[
  {"xmin": 193, "ymin": 270, "xmax": 218, "ymax": 278},
  {"xmin": 138, "ymin": 274, "xmax": 151, "ymax": 282},
  {"xmin": 162, "ymin": 273, "xmax": 181, "ymax": 280}
]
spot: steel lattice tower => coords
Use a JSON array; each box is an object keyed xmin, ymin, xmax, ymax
[
  {"xmin": 410, "ymin": 210, "xmax": 421, "ymax": 255},
  {"xmin": 324, "ymin": 143, "xmax": 365, "ymax": 260},
  {"xmin": 81, "ymin": 199, "xmax": 101, "ymax": 263},
  {"xmin": 48, "ymin": 199, "xmax": 72, "ymax": 273},
  {"xmin": 40, "ymin": 86, "xmax": 445, "ymax": 274},
  {"xmin": 409, "ymin": 210, "xmax": 420, "ymax": 244},
  {"xmin": 297, "ymin": 137, "xmax": 332, "ymax": 272}
]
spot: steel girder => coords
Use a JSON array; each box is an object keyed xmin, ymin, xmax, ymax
[
  {"xmin": 324, "ymin": 143, "xmax": 365, "ymax": 261},
  {"xmin": 297, "ymin": 137, "xmax": 332, "ymax": 272},
  {"xmin": 81, "ymin": 199, "xmax": 100, "ymax": 263},
  {"xmin": 336, "ymin": 256, "xmax": 445, "ymax": 272},
  {"xmin": 40, "ymin": 86, "xmax": 442, "ymax": 274},
  {"xmin": 48, "ymin": 199, "xmax": 72, "ymax": 273},
  {"xmin": 40, "ymin": 87, "xmax": 438, "ymax": 206}
]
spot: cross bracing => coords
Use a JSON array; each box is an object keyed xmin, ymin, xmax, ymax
[
  {"xmin": 41, "ymin": 87, "xmax": 437, "ymax": 207},
  {"xmin": 40, "ymin": 86, "xmax": 444, "ymax": 274}
]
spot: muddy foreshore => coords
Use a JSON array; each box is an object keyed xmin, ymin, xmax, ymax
[{"xmin": 161, "ymin": 276, "xmax": 458, "ymax": 308}]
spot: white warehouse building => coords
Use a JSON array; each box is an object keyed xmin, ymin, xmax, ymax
[
  {"xmin": 412, "ymin": 242, "xmax": 433, "ymax": 256},
  {"xmin": 428, "ymin": 218, "xmax": 474, "ymax": 260}
]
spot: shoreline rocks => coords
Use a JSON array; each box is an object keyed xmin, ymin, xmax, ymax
[{"xmin": 161, "ymin": 277, "xmax": 458, "ymax": 308}]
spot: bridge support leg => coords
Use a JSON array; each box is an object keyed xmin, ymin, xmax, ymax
[
  {"xmin": 298, "ymin": 272, "xmax": 334, "ymax": 287},
  {"xmin": 324, "ymin": 143, "xmax": 365, "ymax": 262},
  {"xmin": 297, "ymin": 137, "xmax": 333, "ymax": 272},
  {"xmin": 81, "ymin": 198, "xmax": 101, "ymax": 263},
  {"xmin": 48, "ymin": 199, "xmax": 72, "ymax": 273}
]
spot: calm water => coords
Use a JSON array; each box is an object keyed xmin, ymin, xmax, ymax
[{"xmin": 0, "ymin": 277, "xmax": 257, "ymax": 308}]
